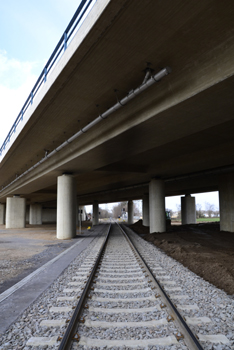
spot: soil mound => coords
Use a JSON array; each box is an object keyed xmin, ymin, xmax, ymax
[{"xmin": 130, "ymin": 221, "xmax": 234, "ymax": 296}]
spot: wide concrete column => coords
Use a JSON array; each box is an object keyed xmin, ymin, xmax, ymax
[
  {"xmin": 128, "ymin": 200, "xmax": 134, "ymax": 225},
  {"xmin": 29, "ymin": 204, "xmax": 42, "ymax": 225},
  {"xmin": 149, "ymin": 179, "xmax": 166, "ymax": 233},
  {"xmin": 93, "ymin": 201, "xmax": 99, "ymax": 225},
  {"xmin": 0, "ymin": 204, "xmax": 6, "ymax": 225},
  {"xmin": 57, "ymin": 174, "xmax": 77, "ymax": 239},
  {"xmin": 219, "ymin": 173, "xmax": 234, "ymax": 232},
  {"xmin": 6, "ymin": 196, "xmax": 26, "ymax": 229},
  {"xmin": 181, "ymin": 194, "xmax": 196, "ymax": 225},
  {"xmin": 143, "ymin": 194, "xmax": 149, "ymax": 227}
]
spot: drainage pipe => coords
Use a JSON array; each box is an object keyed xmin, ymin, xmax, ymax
[{"xmin": 0, "ymin": 67, "xmax": 171, "ymax": 193}]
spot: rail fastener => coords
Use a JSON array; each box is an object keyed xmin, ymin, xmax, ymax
[
  {"xmin": 72, "ymin": 334, "xmax": 80, "ymax": 342},
  {"xmin": 167, "ymin": 315, "xmax": 174, "ymax": 322},
  {"xmin": 176, "ymin": 333, "xmax": 184, "ymax": 341}
]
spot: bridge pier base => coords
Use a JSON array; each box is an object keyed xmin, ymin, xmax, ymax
[
  {"xmin": 6, "ymin": 196, "xmax": 26, "ymax": 229},
  {"xmin": 219, "ymin": 173, "xmax": 234, "ymax": 232},
  {"xmin": 93, "ymin": 201, "xmax": 99, "ymax": 225},
  {"xmin": 0, "ymin": 203, "xmax": 5, "ymax": 225},
  {"xmin": 57, "ymin": 174, "xmax": 77, "ymax": 239},
  {"xmin": 181, "ymin": 195, "xmax": 196, "ymax": 225},
  {"xmin": 128, "ymin": 200, "xmax": 134, "ymax": 225},
  {"xmin": 29, "ymin": 204, "xmax": 42, "ymax": 225},
  {"xmin": 143, "ymin": 194, "xmax": 149, "ymax": 227},
  {"xmin": 149, "ymin": 179, "xmax": 166, "ymax": 233}
]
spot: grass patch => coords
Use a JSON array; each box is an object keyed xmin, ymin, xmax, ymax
[{"xmin": 197, "ymin": 217, "xmax": 220, "ymax": 222}]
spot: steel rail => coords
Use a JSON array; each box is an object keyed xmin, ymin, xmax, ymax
[
  {"xmin": 57, "ymin": 223, "xmax": 111, "ymax": 350},
  {"xmin": 118, "ymin": 223, "xmax": 204, "ymax": 350}
]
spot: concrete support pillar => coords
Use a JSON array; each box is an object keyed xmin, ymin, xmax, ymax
[
  {"xmin": 57, "ymin": 174, "xmax": 77, "ymax": 239},
  {"xmin": 80, "ymin": 206, "xmax": 86, "ymax": 221},
  {"xmin": 6, "ymin": 196, "xmax": 26, "ymax": 229},
  {"xmin": 93, "ymin": 201, "xmax": 99, "ymax": 225},
  {"xmin": 143, "ymin": 194, "xmax": 149, "ymax": 227},
  {"xmin": 181, "ymin": 194, "xmax": 196, "ymax": 225},
  {"xmin": 128, "ymin": 200, "xmax": 134, "ymax": 225},
  {"xmin": 219, "ymin": 173, "xmax": 234, "ymax": 232},
  {"xmin": 0, "ymin": 203, "xmax": 6, "ymax": 225},
  {"xmin": 76, "ymin": 198, "xmax": 79, "ymax": 226},
  {"xmin": 149, "ymin": 179, "xmax": 166, "ymax": 233},
  {"xmin": 29, "ymin": 204, "xmax": 42, "ymax": 225}
]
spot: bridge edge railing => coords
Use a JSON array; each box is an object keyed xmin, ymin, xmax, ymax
[{"xmin": 0, "ymin": 0, "xmax": 95, "ymax": 158}]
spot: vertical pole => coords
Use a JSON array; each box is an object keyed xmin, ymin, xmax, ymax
[
  {"xmin": 143, "ymin": 194, "xmax": 149, "ymax": 226},
  {"xmin": 128, "ymin": 200, "xmax": 134, "ymax": 225}
]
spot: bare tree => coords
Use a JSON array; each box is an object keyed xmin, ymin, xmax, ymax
[
  {"xmin": 134, "ymin": 200, "xmax": 142, "ymax": 217},
  {"xmin": 111, "ymin": 201, "xmax": 142, "ymax": 218},
  {"xmin": 99, "ymin": 208, "xmax": 112, "ymax": 219},
  {"xmin": 213, "ymin": 207, "xmax": 220, "ymax": 217},
  {"xmin": 112, "ymin": 202, "xmax": 127, "ymax": 218},
  {"xmin": 196, "ymin": 203, "xmax": 203, "ymax": 219},
  {"xmin": 167, "ymin": 209, "xmax": 174, "ymax": 218},
  {"xmin": 205, "ymin": 202, "xmax": 215, "ymax": 218},
  {"xmin": 176, "ymin": 204, "xmax": 181, "ymax": 220}
]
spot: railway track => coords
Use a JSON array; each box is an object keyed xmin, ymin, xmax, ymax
[{"xmin": 4, "ymin": 222, "xmax": 231, "ymax": 349}]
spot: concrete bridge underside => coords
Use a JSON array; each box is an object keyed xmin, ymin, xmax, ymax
[{"xmin": 1, "ymin": 0, "xmax": 234, "ymax": 235}]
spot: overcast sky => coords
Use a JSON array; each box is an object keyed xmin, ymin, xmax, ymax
[{"xmin": 0, "ymin": 1, "xmax": 219, "ymax": 211}]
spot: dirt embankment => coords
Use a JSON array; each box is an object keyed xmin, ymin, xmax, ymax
[{"xmin": 130, "ymin": 220, "xmax": 234, "ymax": 296}]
